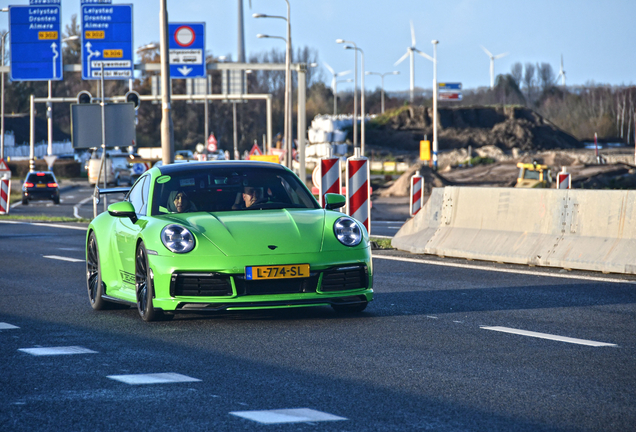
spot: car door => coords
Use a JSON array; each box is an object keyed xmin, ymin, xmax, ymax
[{"xmin": 114, "ymin": 175, "xmax": 150, "ymax": 298}]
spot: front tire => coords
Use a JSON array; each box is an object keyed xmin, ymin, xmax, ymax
[
  {"xmin": 136, "ymin": 241, "xmax": 160, "ymax": 322},
  {"xmin": 86, "ymin": 231, "xmax": 108, "ymax": 310}
]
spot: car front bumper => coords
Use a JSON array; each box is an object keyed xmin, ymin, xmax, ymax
[{"xmin": 146, "ymin": 248, "xmax": 373, "ymax": 312}]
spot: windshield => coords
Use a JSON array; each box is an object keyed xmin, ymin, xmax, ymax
[{"xmin": 151, "ymin": 167, "xmax": 320, "ymax": 215}]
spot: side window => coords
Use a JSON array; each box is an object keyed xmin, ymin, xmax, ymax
[
  {"xmin": 140, "ymin": 174, "xmax": 150, "ymax": 215},
  {"xmin": 127, "ymin": 175, "xmax": 146, "ymax": 214}
]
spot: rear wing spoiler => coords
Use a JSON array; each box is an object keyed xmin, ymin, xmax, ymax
[{"xmin": 97, "ymin": 187, "xmax": 131, "ymax": 195}]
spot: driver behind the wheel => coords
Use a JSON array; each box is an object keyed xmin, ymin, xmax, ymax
[{"xmin": 232, "ymin": 185, "xmax": 264, "ymax": 209}]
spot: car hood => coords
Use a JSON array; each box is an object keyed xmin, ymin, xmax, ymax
[{"xmin": 167, "ymin": 209, "xmax": 326, "ymax": 256}]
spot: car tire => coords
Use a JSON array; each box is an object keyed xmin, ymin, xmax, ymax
[
  {"xmin": 53, "ymin": 196, "xmax": 60, "ymax": 205},
  {"xmin": 331, "ymin": 302, "xmax": 368, "ymax": 313},
  {"xmin": 21, "ymin": 196, "xmax": 28, "ymax": 205},
  {"xmin": 115, "ymin": 176, "xmax": 121, "ymax": 187},
  {"xmin": 86, "ymin": 231, "xmax": 109, "ymax": 310},
  {"xmin": 135, "ymin": 241, "xmax": 169, "ymax": 322}
]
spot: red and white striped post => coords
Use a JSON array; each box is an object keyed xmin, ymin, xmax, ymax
[
  {"xmin": 410, "ymin": 170, "xmax": 424, "ymax": 216},
  {"xmin": 346, "ymin": 147, "xmax": 371, "ymax": 233},
  {"xmin": 319, "ymin": 154, "xmax": 341, "ymax": 208},
  {"xmin": 556, "ymin": 166, "xmax": 571, "ymax": 189},
  {"xmin": 0, "ymin": 177, "xmax": 11, "ymax": 215}
]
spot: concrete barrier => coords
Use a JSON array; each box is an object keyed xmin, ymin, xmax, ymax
[{"xmin": 392, "ymin": 186, "xmax": 636, "ymax": 275}]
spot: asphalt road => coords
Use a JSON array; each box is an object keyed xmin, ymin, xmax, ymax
[{"xmin": 0, "ymin": 220, "xmax": 634, "ymax": 431}]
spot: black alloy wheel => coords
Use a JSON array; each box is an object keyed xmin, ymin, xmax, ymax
[
  {"xmin": 86, "ymin": 232, "xmax": 108, "ymax": 310},
  {"xmin": 135, "ymin": 242, "xmax": 162, "ymax": 322}
]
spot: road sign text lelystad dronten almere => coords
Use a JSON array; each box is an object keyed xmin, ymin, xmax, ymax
[
  {"xmin": 8, "ymin": 4, "xmax": 63, "ymax": 81},
  {"xmin": 81, "ymin": 4, "xmax": 133, "ymax": 80}
]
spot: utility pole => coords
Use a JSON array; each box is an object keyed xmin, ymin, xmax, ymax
[{"xmin": 159, "ymin": 0, "xmax": 174, "ymax": 165}]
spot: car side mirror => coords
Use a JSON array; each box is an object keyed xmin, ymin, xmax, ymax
[
  {"xmin": 324, "ymin": 193, "xmax": 346, "ymax": 210},
  {"xmin": 108, "ymin": 201, "xmax": 138, "ymax": 223}
]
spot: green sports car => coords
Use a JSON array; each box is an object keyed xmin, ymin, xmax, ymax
[{"xmin": 86, "ymin": 161, "xmax": 373, "ymax": 321}]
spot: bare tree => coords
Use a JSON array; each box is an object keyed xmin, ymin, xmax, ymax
[
  {"xmin": 510, "ymin": 62, "xmax": 523, "ymax": 88},
  {"xmin": 537, "ymin": 62, "xmax": 555, "ymax": 92},
  {"xmin": 523, "ymin": 63, "xmax": 536, "ymax": 103}
]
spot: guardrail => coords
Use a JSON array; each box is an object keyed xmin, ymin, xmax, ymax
[{"xmin": 392, "ymin": 187, "xmax": 636, "ymax": 275}]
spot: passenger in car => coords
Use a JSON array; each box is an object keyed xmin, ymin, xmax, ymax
[
  {"xmin": 232, "ymin": 185, "xmax": 264, "ymax": 209},
  {"xmin": 167, "ymin": 190, "xmax": 197, "ymax": 213}
]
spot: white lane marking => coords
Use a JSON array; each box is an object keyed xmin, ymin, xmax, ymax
[
  {"xmin": 373, "ymin": 255, "xmax": 636, "ymax": 285},
  {"xmin": 371, "ymin": 235, "xmax": 393, "ymax": 239},
  {"xmin": 43, "ymin": 255, "xmax": 84, "ymax": 263},
  {"xmin": 230, "ymin": 408, "xmax": 347, "ymax": 424},
  {"xmin": 481, "ymin": 326, "xmax": 618, "ymax": 347},
  {"xmin": 107, "ymin": 373, "xmax": 201, "ymax": 385},
  {"xmin": 74, "ymin": 196, "xmax": 93, "ymax": 219},
  {"xmin": 65, "ymin": 196, "xmax": 75, "ymax": 199},
  {"xmin": 0, "ymin": 220, "xmax": 86, "ymax": 231},
  {"xmin": 10, "ymin": 200, "xmax": 22, "ymax": 208},
  {"xmin": 0, "ymin": 323, "xmax": 20, "ymax": 330},
  {"xmin": 58, "ymin": 247, "xmax": 83, "ymax": 251},
  {"xmin": 374, "ymin": 221, "xmax": 406, "ymax": 224},
  {"xmin": 19, "ymin": 346, "xmax": 98, "ymax": 356}
]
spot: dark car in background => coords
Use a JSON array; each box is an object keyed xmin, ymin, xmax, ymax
[{"xmin": 22, "ymin": 171, "xmax": 60, "ymax": 205}]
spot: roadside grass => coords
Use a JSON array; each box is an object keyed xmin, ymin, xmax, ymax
[
  {"xmin": 370, "ymin": 237, "xmax": 393, "ymax": 249},
  {"xmin": 0, "ymin": 214, "xmax": 91, "ymax": 223}
]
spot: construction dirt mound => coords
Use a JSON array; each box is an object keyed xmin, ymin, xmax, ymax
[
  {"xmin": 379, "ymin": 164, "xmax": 454, "ymax": 197},
  {"xmin": 367, "ymin": 105, "xmax": 582, "ymax": 153}
]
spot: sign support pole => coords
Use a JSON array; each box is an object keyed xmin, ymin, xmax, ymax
[
  {"xmin": 29, "ymin": 95, "xmax": 35, "ymax": 172},
  {"xmin": 160, "ymin": 0, "xmax": 174, "ymax": 165},
  {"xmin": 47, "ymin": 81, "xmax": 53, "ymax": 157}
]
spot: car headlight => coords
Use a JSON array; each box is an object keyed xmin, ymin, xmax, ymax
[
  {"xmin": 334, "ymin": 217, "xmax": 362, "ymax": 247},
  {"xmin": 161, "ymin": 224, "xmax": 195, "ymax": 253}
]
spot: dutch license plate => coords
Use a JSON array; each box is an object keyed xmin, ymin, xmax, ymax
[
  {"xmin": 246, "ymin": 264, "xmax": 310, "ymax": 280},
  {"xmin": 36, "ymin": 184, "xmax": 46, "ymax": 188}
]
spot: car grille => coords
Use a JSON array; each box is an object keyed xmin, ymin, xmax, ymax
[
  {"xmin": 320, "ymin": 265, "xmax": 368, "ymax": 291},
  {"xmin": 170, "ymin": 273, "xmax": 233, "ymax": 297},
  {"xmin": 234, "ymin": 275, "xmax": 319, "ymax": 296}
]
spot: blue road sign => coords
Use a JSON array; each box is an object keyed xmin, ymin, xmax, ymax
[
  {"xmin": 8, "ymin": 5, "xmax": 63, "ymax": 81},
  {"xmin": 438, "ymin": 82, "xmax": 462, "ymax": 90},
  {"xmin": 168, "ymin": 23, "xmax": 206, "ymax": 79},
  {"xmin": 81, "ymin": 4, "xmax": 133, "ymax": 80}
]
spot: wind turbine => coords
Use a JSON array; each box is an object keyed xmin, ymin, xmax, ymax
[
  {"xmin": 481, "ymin": 45, "xmax": 508, "ymax": 89},
  {"xmin": 325, "ymin": 62, "xmax": 351, "ymax": 115},
  {"xmin": 394, "ymin": 21, "xmax": 433, "ymax": 102},
  {"xmin": 555, "ymin": 55, "xmax": 566, "ymax": 87}
]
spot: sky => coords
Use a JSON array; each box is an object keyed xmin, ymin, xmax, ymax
[{"xmin": 1, "ymin": 0, "xmax": 635, "ymax": 92}]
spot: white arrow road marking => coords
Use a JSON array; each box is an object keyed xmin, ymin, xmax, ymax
[
  {"xmin": 51, "ymin": 42, "xmax": 59, "ymax": 78},
  {"xmin": 74, "ymin": 196, "xmax": 93, "ymax": 219},
  {"xmin": 178, "ymin": 66, "xmax": 192, "ymax": 76},
  {"xmin": 43, "ymin": 255, "xmax": 84, "ymax": 263},
  {"xmin": 481, "ymin": 326, "xmax": 618, "ymax": 347}
]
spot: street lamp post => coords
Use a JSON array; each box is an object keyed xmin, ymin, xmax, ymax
[
  {"xmin": 336, "ymin": 39, "xmax": 358, "ymax": 151},
  {"xmin": 432, "ymin": 40, "xmax": 439, "ymax": 170},
  {"xmin": 366, "ymin": 71, "xmax": 399, "ymax": 114},
  {"xmin": 344, "ymin": 44, "xmax": 365, "ymax": 156},
  {"xmin": 334, "ymin": 78, "xmax": 353, "ymax": 116},
  {"xmin": 1, "ymin": 29, "xmax": 8, "ymax": 160},
  {"xmin": 253, "ymin": 1, "xmax": 292, "ymax": 170}
]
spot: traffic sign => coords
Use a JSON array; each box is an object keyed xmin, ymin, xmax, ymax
[
  {"xmin": 438, "ymin": 92, "xmax": 463, "ymax": 101},
  {"xmin": 9, "ymin": 4, "xmax": 63, "ymax": 81},
  {"xmin": 207, "ymin": 133, "xmax": 217, "ymax": 152},
  {"xmin": 249, "ymin": 143, "xmax": 263, "ymax": 156},
  {"xmin": 438, "ymin": 82, "xmax": 462, "ymax": 90},
  {"xmin": 81, "ymin": 4, "xmax": 134, "ymax": 80},
  {"xmin": 169, "ymin": 23, "xmax": 205, "ymax": 78},
  {"xmin": 0, "ymin": 158, "xmax": 10, "ymax": 176}
]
